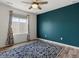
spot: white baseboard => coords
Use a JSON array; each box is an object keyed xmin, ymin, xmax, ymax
[{"xmin": 38, "ymin": 38, "xmax": 79, "ymax": 49}]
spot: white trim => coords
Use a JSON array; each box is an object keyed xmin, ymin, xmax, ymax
[
  {"xmin": 13, "ymin": 33, "xmax": 28, "ymax": 35},
  {"xmin": 38, "ymin": 38, "xmax": 79, "ymax": 49}
]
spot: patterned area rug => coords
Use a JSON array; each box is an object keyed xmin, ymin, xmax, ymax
[{"xmin": 0, "ymin": 40, "xmax": 62, "ymax": 58}]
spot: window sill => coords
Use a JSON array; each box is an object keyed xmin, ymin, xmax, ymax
[{"xmin": 13, "ymin": 33, "xmax": 28, "ymax": 35}]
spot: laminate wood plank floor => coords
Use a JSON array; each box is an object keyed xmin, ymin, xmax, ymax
[{"xmin": 58, "ymin": 46, "xmax": 79, "ymax": 58}]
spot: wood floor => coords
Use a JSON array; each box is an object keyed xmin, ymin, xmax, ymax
[{"xmin": 58, "ymin": 46, "xmax": 79, "ymax": 58}]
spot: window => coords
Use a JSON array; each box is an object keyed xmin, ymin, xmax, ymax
[{"xmin": 12, "ymin": 16, "xmax": 28, "ymax": 35}]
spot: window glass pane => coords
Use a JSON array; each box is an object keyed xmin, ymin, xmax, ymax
[
  {"xmin": 12, "ymin": 16, "xmax": 28, "ymax": 34},
  {"xmin": 12, "ymin": 22, "xmax": 19, "ymax": 34},
  {"xmin": 12, "ymin": 17, "xmax": 19, "ymax": 22},
  {"xmin": 19, "ymin": 18, "xmax": 26, "ymax": 23}
]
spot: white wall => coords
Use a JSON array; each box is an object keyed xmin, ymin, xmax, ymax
[
  {"xmin": 0, "ymin": 4, "xmax": 9, "ymax": 47},
  {"xmin": 0, "ymin": 3, "xmax": 37, "ymax": 47},
  {"xmin": 29, "ymin": 14, "xmax": 37, "ymax": 40}
]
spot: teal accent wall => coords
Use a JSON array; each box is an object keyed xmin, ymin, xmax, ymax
[{"xmin": 37, "ymin": 3, "xmax": 79, "ymax": 47}]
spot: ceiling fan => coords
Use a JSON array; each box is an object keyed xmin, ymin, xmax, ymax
[{"xmin": 22, "ymin": 0, "xmax": 48, "ymax": 10}]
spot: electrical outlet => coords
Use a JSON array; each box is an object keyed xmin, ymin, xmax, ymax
[
  {"xmin": 45, "ymin": 35, "xmax": 47, "ymax": 37},
  {"xmin": 60, "ymin": 37, "xmax": 63, "ymax": 40}
]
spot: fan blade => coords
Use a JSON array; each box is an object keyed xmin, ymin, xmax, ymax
[
  {"xmin": 38, "ymin": 6, "xmax": 42, "ymax": 10},
  {"xmin": 29, "ymin": 6, "xmax": 32, "ymax": 9},
  {"xmin": 38, "ymin": 1, "xmax": 48, "ymax": 4},
  {"xmin": 22, "ymin": 1, "xmax": 32, "ymax": 4}
]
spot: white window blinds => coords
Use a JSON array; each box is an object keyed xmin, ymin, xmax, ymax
[{"xmin": 12, "ymin": 16, "xmax": 28, "ymax": 35}]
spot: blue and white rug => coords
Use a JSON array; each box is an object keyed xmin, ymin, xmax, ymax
[{"xmin": 0, "ymin": 40, "xmax": 62, "ymax": 58}]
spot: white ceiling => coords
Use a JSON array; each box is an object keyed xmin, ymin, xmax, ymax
[{"xmin": 0, "ymin": 0, "xmax": 79, "ymax": 14}]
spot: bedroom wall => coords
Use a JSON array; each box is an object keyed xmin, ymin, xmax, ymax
[
  {"xmin": 37, "ymin": 3, "xmax": 79, "ymax": 47},
  {"xmin": 0, "ymin": 3, "xmax": 36, "ymax": 47},
  {"xmin": 0, "ymin": 3, "xmax": 9, "ymax": 47}
]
